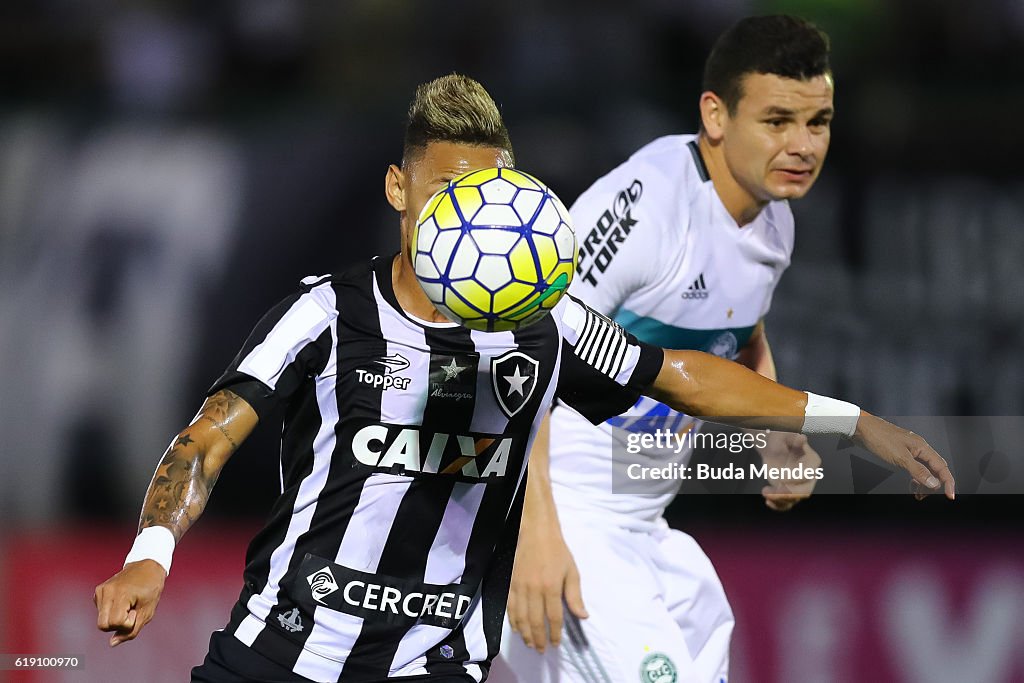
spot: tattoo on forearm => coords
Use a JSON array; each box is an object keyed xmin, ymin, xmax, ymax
[
  {"xmin": 140, "ymin": 441, "xmax": 213, "ymax": 540},
  {"xmin": 139, "ymin": 389, "xmax": 248, "ymax": 540}
]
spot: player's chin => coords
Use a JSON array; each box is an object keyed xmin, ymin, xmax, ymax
[{"xmin": 766, "ymin": 173, "xmax": 818, "ymax": 199}]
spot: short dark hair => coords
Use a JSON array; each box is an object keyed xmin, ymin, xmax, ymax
[
  {"xmin": 402, "ymin": 73, "xmax": 514, "ymax": 167},
  {"xmin": 702, "ymin": 15, "xmax": 831, "ymax": 115}
]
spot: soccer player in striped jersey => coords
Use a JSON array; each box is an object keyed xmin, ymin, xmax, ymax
[
  {"xmin": 497, "ymin": 16, "xmax": 857, "ymax": 683},
  {"xmin": 94, "ymin": 73, "xmax": 952, "ymax": 683}
]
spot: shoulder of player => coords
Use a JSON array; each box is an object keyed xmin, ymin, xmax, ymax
[
  {"xmin": 624, "ymin": 134, "xmax": 704, "ymax": 214},
  {"xmin": 627, "ymin": 133, "xmax": 695, "ymax": 163},
  {"xmin": 571, "ymin": 135, "xmax": 694, "ymax": 228},
  {"xmin": 290, "ymin": 258, "xmax": 378, "ymax": 315},
  {"xmin": 629, "ymin": 133, "xmax": 702, "ymax": 177},
  {"xmin": 297, "ymin": 257, "xmax": 377, "ymax": 288},
  {"xmin": 578, "ymin": 134, "xmax": 690, "ymax": 189},
  {"xmin": 303, "ymin": 257, "xmax": 384, "ymax": 289}
]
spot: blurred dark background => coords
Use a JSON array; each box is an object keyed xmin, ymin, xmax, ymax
[
  {"xmin": 2, "ymin": 2, "xmax": 1023, "ymax": 681},
  {"xmin": 3, "ymin": 0, "xmax": 1022, "ymax": 525}
]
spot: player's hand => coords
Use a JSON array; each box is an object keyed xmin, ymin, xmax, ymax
[
  {"xmin": 507, "ymin": 526, "xmax": 587, "ymax": 653},
  {"xmin": 94, "ymin": 560, "xmax": 166, "ymax": 646},
  {"xmin": 853, "ymin": 412, "xmax": 955, "ymax": 500},
  {"xmin": 757, "ymin": 431, "xmax": 821, "ymax": 511}
]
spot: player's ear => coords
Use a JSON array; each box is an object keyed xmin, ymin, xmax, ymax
[
  {"xmin": 699, "ymin": 92, "xmax": 726, "ymax": 142},
  {"xmin": 385, "ymin": 164, "xmax": 406, "ymax": 212}
]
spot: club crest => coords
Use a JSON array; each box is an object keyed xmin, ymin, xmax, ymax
[{"xmin": 490, "ymin": 351, "xmax": 539, "ymax": 418}]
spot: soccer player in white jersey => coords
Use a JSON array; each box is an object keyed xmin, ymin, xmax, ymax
[
  {"xmin": 498, "ymin": 15, "xmax": 840, "ymax": 683},
  {"xmin": 92, "ymin": 73, "xmax": 952, "ymax": 683}
]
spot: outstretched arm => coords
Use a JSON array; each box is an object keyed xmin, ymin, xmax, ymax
[
  {"xmin": 94, "ymin": 388, "xmax": 258, "ymax": 646},
  {"xmin": 649, "ymin": 349, "xmax": 805, "ymax": 429},
  {"xmin": 647, "ymin": 350, "xmax": 955, "ymax": 499}
]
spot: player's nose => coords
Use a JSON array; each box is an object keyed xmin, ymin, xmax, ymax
[{"xmin": 787, "ymin": 126, "xmax": 815, "ymax": 158}]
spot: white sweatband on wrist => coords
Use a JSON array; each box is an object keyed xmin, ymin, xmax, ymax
[
  {"xmin": 124, "ymin": 526, "xmax": 176, "ymax": 576},
  {"xmin": 801, "ymin": 392, "xmax": 861, "ymax": 437}
]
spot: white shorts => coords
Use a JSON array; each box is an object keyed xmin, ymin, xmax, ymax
[{"xmin": 492, "ymin": 516, "xmax": 733, "ymax": 683}]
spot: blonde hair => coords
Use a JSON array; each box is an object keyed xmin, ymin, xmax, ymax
[{"xmin": 403, "ymin": 73, "xmax": 514, "ymax": 166}]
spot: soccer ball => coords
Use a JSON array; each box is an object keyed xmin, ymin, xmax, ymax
[{"xmin": 412, "ymin": 167, "xmax": 577, "ymax": 332}]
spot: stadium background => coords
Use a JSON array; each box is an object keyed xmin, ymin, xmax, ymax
[{"xmin": 1, "ymin": 0, "xmax": 1023, "ymax": 681}]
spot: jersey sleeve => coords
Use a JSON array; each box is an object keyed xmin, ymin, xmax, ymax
[
  {"xmin": 553, "ymin": 295, "xmax": 663, "ymax": 424},
  {"xmin": 208, "ymin": 281, "xmax": 336, "ymax": 418},
  {"xmin": 568, "ymin": 172, "xmax": 654, "ymax": 317}
]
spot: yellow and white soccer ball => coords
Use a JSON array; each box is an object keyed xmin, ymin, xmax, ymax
[{"xmin": 412, "ymin": 167, "xmax": 577, "ymax": 332}]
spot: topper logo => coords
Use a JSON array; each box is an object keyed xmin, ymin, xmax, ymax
[{"xmin": 355, "ymin": 354, "xmax": 412, "ymax": 390}]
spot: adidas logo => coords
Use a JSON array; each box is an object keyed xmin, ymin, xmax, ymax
[{"xmin": 681, "ymin": 273, "xmax": 710, "ymax": 300}]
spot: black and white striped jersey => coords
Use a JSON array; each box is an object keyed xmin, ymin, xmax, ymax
[{"xmin": 208, "ymin": 255, "xmax": 663, "ymax": 682}]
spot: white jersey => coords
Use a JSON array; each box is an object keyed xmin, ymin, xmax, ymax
[{"xmin": 549, "ymin": 134, "xmax": 795, "ymax": 525}]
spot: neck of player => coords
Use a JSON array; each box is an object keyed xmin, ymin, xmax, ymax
[
  {"xmin": 392, "ymin": 253, "xmax": 452, "ymax": 324},
  {"xmin": 698, "ymin": 133, "xmax": 768, "ymax": 228}
]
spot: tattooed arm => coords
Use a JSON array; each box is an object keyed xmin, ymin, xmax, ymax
[
  {"xmin": 94, "ymin": 389, "xmax": 258, "ymax": 646},
  {"xmin": 138, "ymin": 389, "xmax": 256, "ymax": 540}
]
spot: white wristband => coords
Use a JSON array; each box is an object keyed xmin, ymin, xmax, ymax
[
  {"xmin": 124, "ymin": 526, "xmax": 176, "ymax": 576},
  {"xmin": 801, "ymin": 392, "xmax": 861, "ymax": 437}
]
